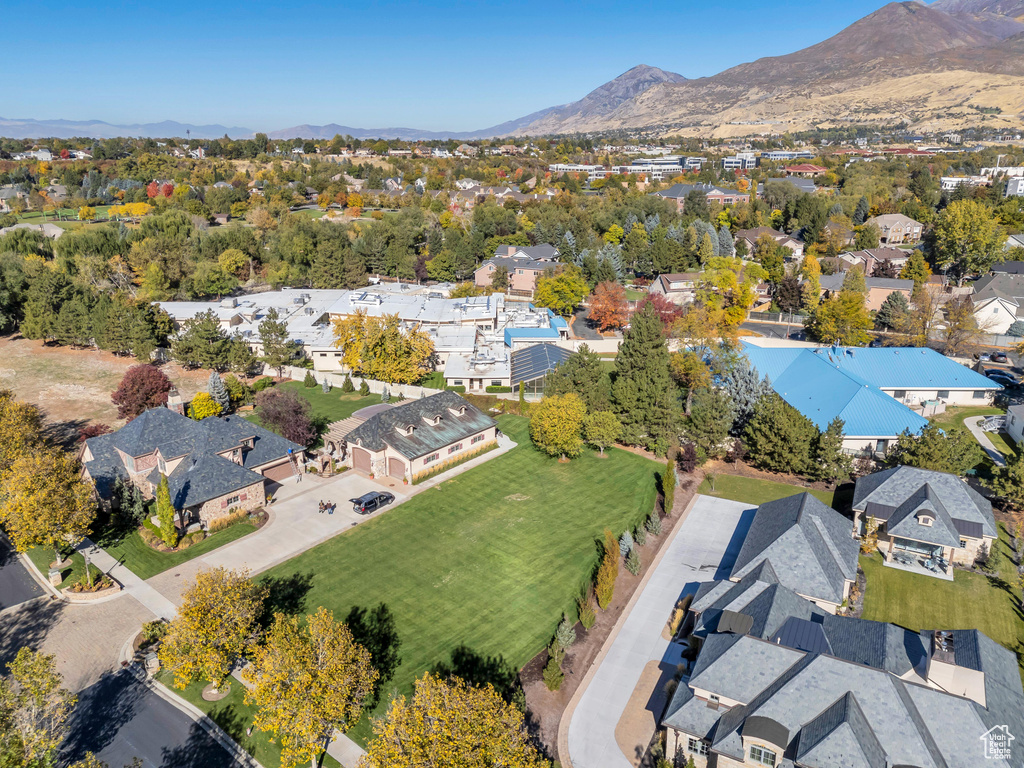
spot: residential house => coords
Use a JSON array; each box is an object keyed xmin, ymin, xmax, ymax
[
  {"xmin": 865, "ymin": 213, "xmax": 923, "ymax": 244},
  {"xmin": 81, "ymin": 407, "xmax": 303, "ymax": 528},
  {"xmin": 0, "ymin": 222, "xmax": 64, "ymax": 240},
  {"xmin": 818, "ymin": 272, "xmax": 913, "ymax": 311},
  {"xmin": 784, "ymin": 163, "xmax": 827, "ymax": 177},
  {"xmin": 836, "ymin": 247, "xmax": 911, "ymax": 275},
  {"xmin": 650, "ymin": 183, "xmax": 750, "ymax": 212},
  {"xmin": 443, "ymin": 342, "xmax": 572, "ymax": 395},
  {"xmin": 992, "ymin": 257, "xmax": 1024, "ymax": 272},
  {"xmin": 1005, "ymin": 236, "xmax": 1024, "ymax": 252},
  {"xmin": 734, "ymin": 227, "xmax": 804, "ymax": 260},
  {"xmin": 728, "ymin": 493, "xmax": 858, "ymax": 612},
  {"xmin": 664, "ymin": 600, "xmax": 1024, "ymax": 768},
  {"xmin": 852, "ymin": 466, "xmax": 998, "ymax": 578},
  {"xmin": 1006, "ymin": 403, "xmax": 1024, "ymax": 444},
  {"xmin": 742, "ymin": 342, "xmax": 1000, "ymax": 454},
  {"xmin": 1006, "ymin": 177, "xmax": 1024, "ymax": 197},
  {"xmin": 648, "ymin": 272, "xmax": 702, "ymax": 305},
  {"xmin": 342, "ymin": 391, "xmax": 497, "ymax": 482},
  {"xmin": 473, "ymin": 244, "xmax": 559, "ymax": 297},
  {"xmin": 970, "ymin": 273, "xmax": 1024, "ymax": 334},
  {"xmin": 0, "ymin": 186, "xmax": 26, "ymax": 213},
  {"xmin": 779, "ymin": 176, "xmax": 819, "ymax": 195}
]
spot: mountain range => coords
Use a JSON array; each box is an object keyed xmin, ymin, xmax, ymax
[{"xmin": 5, "ymin": 1, "xmax": 1024, "ymax": 142}]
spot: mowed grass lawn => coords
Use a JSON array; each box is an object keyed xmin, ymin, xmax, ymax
[
  {"xmin": 929, "ymin": 404, "xmax": 1003, "ymax": 432},
  {"xmin": 861, "ymin": 524, "xmax": 1024, "ymax": 683},
  {"xmin": 257, "ymin": 414, "xmax": 660, "ymax": 745},
  {"xmin": 697, "ymin": 473, "xmax": 835, "ymax": 508},
  {"xmin": 247, "ymin": 381, "xmax": 377, "ymax": 426},
  {"xmin": 100, "ymin": 523, "xmax": 258, "ymax": 580}
]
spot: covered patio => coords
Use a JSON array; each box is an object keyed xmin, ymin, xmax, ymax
[{"xmin": 882, "ymin": 537, "xmax": 954, "ymax": 580}]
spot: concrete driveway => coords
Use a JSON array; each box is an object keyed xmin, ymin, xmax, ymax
[
  {"xmin": 567, "ymin": 495, "xmax": 754, "ymax": 768},
  {"xmin": 146, "ymin": 472, "xmax": 413, "ymax": 605}
]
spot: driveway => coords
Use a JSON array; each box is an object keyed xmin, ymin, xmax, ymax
[
  {"xmin": 567, "ymin": 495, "xmax": 754, "ymax": 768},
  {"xmin": 146, "ymin": 472, "xmax": 413, "ymax": 605},
  {"xmin": 0, "ymin": 540, "xmax": 44, "ymax": 613}
]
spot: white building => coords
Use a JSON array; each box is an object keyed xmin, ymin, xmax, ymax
[{"xmin": 1005, "ymin": 178, "xmax": 1024, "ymax": 198}]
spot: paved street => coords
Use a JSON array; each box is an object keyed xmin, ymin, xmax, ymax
[
  {"xmin": 0, "ymin": 540, "xmax": 44, "ymax": 612},
  {"xmin": 62, "ymin": 671, "xmax": 240, "ymax": 768},
  {"xmin": 567, "ymin": 495, "xmax": 754, "ymax": 768}
]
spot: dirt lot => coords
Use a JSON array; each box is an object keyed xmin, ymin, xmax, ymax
[{"xmin": 0, "ymin": 335, "xmax": 211, "ymax": 434}]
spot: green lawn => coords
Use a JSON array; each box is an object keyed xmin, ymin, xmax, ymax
[
  {"xmin": 624, "ymin": 288, "xmax": 645, "ymax": 301},
  {"xmin": 988, "ymin": 430, "xmax": 1019, "ymax": 460},
  {"xmin": 25, "ymin": 546, "xmax": 93, "ymax": 589},
  {"xmin": 154, "ymin": 673, "xmax": 340, "ymax": 768},
  {"xmin": 256, "ymin": 414, "xmax": 660, "ymax": 745},
  {"xmin": 99, "ymin": 523, "xmax": 258, "ymax": 580},
  {"xmin": 418, "ymin": 371, "xmax": 446, "ymax": 389},
  {"xmin": 697, "ymin": 473, "xmax": 835, "ymax": 508},
  {"xmin": 861, "ymin": 524, "xmax": 1024, "ymax": 683},
  {"xmin": 249, "ymin": 381, "xmax": 377, "ymax": 425},
  {"xmin": 928, "ymin": 405, "xmax": 1004, "ymax": 432}
]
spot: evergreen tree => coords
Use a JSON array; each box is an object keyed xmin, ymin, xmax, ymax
[
  {"xmin": 719, "ymin": 357, "xmax": 771, "ymax": 435},
  {"xmin": 171, "ymin": 309, "xmax": 231, "ymax": 369},
  {"xmin": 227, "ymin": 337, "xmax": 259, "ymax": 376},
  {"xmin": 341, "ymin": 251, "xmax": 368, "ymax": 289},
  {"xmin": 812, "ymin": 417, "xmax": 852, "ymax": 483},
  {"xmin": 683, "ymin": 387, "xmax": 735, "ymax": 463},
  {"xmin": 259, "ymin": 307, "xmax": 303, "ymax": 376},
  {"xmin": 718, "ymin": 226, "xmax": 735, "ymax": 258},
  {"xmin": 744, "ymin": 393, "xmax": 817, "ymax": 475},
  {"xmin": 155, "ymin": 473, "xmax": 177, "ymax": 546},
  {"xmin": 544, "ymin": 344, "xmax": 611, "ymax": 412},
  {"xmin": 310, "ymin": 247, "xmax": 345, "ymax": 289},
  {"xmin": 54, "ymin": 297, "xmax": 92, "ymax": 347},
  {"xmin": 876, "ymin": 291, "xmax": 909, "ymax": 330},
  {"xmin": 612, "ymin": 302, "xmax": 675, "ymax": 454},
  {"xmin": 208, "ymin": 371, "xmax": 230, "ymax": 412}
]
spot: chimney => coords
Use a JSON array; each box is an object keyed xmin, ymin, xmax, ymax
[{"xmin": 166, "ymin": 387, "xmax": 184, "ymax": 416}]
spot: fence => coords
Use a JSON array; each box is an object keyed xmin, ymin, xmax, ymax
[{"xmin": 269, "ymin": 365, "xmax": 445, "ymax": 401}]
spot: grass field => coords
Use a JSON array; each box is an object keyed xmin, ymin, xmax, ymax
[
  {"xmin": 247, "ymin": 381, "xmax": 377, "ymax": 427},
  {"xmin": 99, "ymin": 523, "xmax": 258, "ymax": 580},
  {"xmin": 154, "ymin": 673, "xmax": 340, "ymax": 768},
  {"xmin": 697, "ymin": 473, "xmax": 835, "ymax": 508},
  {"xmin": 25, "ymin": 545, "xmax": 92, "ymax": 589},
  {"xmin": 861, "ymin": 524, "xmax": 1024, "ymax": 683},
  {"xmin": 256, "ymin": 414, "xmax": 660, "ymax": 745},
  {"xmin": 928, "ymin": 405, "xmax": 1004, "ymax": 432}
]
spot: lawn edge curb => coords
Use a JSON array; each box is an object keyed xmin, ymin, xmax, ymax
[
  {"xmin": 3, "ymin": 531, "xmax": 65, "ymax": 601},
  {"xmin": 555, "ymin": 489, "xmax": 700, "ymax": 767}
]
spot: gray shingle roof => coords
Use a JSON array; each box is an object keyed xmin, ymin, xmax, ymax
[
  {"xmin": 343, "ymin": 391, "xmax": 496, "ymax": 460},
  {"xmin": 885, "ymin": 483, "xmax": 961, "ymax": 548},
  {"xmin": 795, "ymin": 692, "xmax": 887, "ymax": 768},
  {"xmin": 853, "ymin": 467, "xmax": 997, "ymax": 540},
  {"xmin": 730, "ymin": 493, "xmax": 859, "ymax": 605}
]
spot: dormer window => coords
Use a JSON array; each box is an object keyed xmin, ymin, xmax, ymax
[
  {"xmin": 448, "ymin": 405, "xmax": 467, "ymax": 417},
  {"xmin": 398, "ymin": 424, "xmax": 416, "ymax": 436},
  {"xmin": 422, "ymin": 415, "xmax": 442, "ymax": 427},
  {"xmin": 917, "ymin": 513, "xmax": 934, "ymax": 527}
]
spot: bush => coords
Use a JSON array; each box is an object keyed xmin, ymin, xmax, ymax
[
  {"xmin": 208, "ymin": 507, "xmax": 251, "ymax": 533},
  {"xmin": 577, "ymin": 595, "xmax": 596, "ymax": 630},
  {"xmin": 411, "ymin": 441, "xmax": 498, "ymax": 484},
  {"xmin": 142, "ymin": 620, "xmax": 168, "ymax": 644},
  {"xmin": 595, "ymin": 529, "xmax": 618, "ymax": 610},
  {"xmin": 619, "ymin": 531, "xmax": 634, "ymax": 558},
  {"xmin": 252, "ymin": 376, "xmax": 276, "ymax": 392},
  {"xmin": 342, "ymin": 375, "xmax": 355, "ymax": 393},
  {"xmin": 177, "ymin": 535, "xmax": 195, "ymax": 550},
  {"xmin": 445, "ymin": 385, "xmax": 466, "ymax": 393},
  {"xmin": 139, "ymin": 527, "xmax": 159, "ymax": 547},
  {"xmin": 663, "ymin": 459, "xmax": 676, "ymax": 513},
  {"xmin": 634, "ymin": 525, "xmax": 647, "ymax": 546},
  {"xmin": 625, "ymin": 548, "xmax": 641, "ymax": 575},
  {"xmin": 542, "ymin": 656, "xmax": 564, "ymax": 691},
  {"xmin": 646, "ymin": 513, "xmax": 662, "ymax": 536},
  {"xmin": 303, "ymin": 370, "xmax": 317, "ymax": 388},
  {"xmin": 555, "ymin": 614, "xmax": 576, "ymax": 650},
  {"xmin": 485, "ymin": 385, "xmax": 513, "ymax": 393},
  {"xmin": 359, "ymin": 380, "xmax": 371, "ymax": 396}
]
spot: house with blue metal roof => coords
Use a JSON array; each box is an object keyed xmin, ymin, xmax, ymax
[{"xmin": 742, "ymin": 343, "xmax": 1000, "ymax": 455}]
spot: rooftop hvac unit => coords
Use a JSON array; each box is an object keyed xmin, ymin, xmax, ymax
[{"xmin": 220, "ymin": 297, "xmax": 237, "ymax": 308}]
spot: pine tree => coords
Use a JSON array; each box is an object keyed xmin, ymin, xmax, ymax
[
  {"xmin": 612, "ymin": 302, "xmax": 674, "ymax": 454},
  {"xmin": 876, "ymin": 291, "xmax": 909, "ymax": 330},
  {"xmin": 853, "ymin": 196, "xmax": 870, "ymax": 226},
  {"xmin": 310, "ymin": 247, "xmax": 345, "ymax": 289},
  {"xmin": 341, "ymin": 251, "xmax": 368, "ymax": 289},
  {"xmin": 155, "ymin": 474, "xmax": 178, "ymax": 547},
  {"xmin": 718, "ymin": 226, "xmax": 735, "ymax": 257},
  {"xmin": 342, "ymin": 375, "xmax": 355, "ymax": 393},
  {"xmin": 744, "ymin": 393, "xmax": 818, "ymax": 475},
  {"xmin": 683, "ymin": 387, "xmax": 735, "ymax": 462},
  {"xmin": 813, "ymin": 417, "xmax": 852, "ymax": 484},
  {"xmin": 208, "ymin": 371, "xmax": 230, "ymax": 412},
  {"xmin": 259, "ymin": 308, "xmax": 302, "ymax": 376}
]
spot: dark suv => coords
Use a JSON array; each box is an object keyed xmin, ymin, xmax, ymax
[{"xmin": 350, "ymin": 491, "xmax": 395, "ymax": 514}]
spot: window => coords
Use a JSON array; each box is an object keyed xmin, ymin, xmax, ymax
[
  {"xmin": 993, "ymin": 307, "xmax": 999, "ymax": 314},
  {"xmin": 448, "ymin": 443, "xmax": 463, "ymax": 455},
  {"xmin": 490, "ymin": 380, "xmax": 502, "ymax": 387},
  {"xmin": 973, "ymin": 390, "xmax": 987, "ymax": 399},
  {"xmin": 226, "ymin": 495, "xmax": 240, "ymax": 506},
  {"xmin": 517, "ymin": 269, "xmax": 524, "ymax": 275},
  {"xmin": 749, "ymin": 745, "xmax": 777, "ymax": 767},
  {"xmin": 453, "ymin": 380, "xmax": 463, "ymax": 386},
  {"xmin": 893, "ymin": 390, "xmax": 907, "ymax": 399},
  {"xmin": 471, "ymin": 434, "xmax": 485, "ymax": 444},
  {"xmin": 424, "ymin": 453, "xmax": 439, "ymax": 464},
  {"xmin": 960, "ymin": 538, "xmax": 968, "ymax": 549},
  {"xmin": 708, "ymin": 694, "xmax": 720, "ymax": 705},
  {"xmin": 687, "ymin": 738, "xmax": 708, "ymax": 756},
  {"xmin": 937, "ymin": 390, "xmax": 950, "ymax": 399}
]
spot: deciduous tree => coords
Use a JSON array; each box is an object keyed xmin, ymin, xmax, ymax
[
  {"xmin": 245, "ymin": 607, "xmax": 377, "ymax": 768},
  {"xmin": 583, "ymin": 410, "xmax": 622, "ymax": 455},
  {"xmin": 941, "ymin": 295, "xmax": 989, "ymax": 357},
  {"xmin": 0, "ymin": 648, "xmax": 77, "ymax": 768},
  {"xmin": 529, "ymin": 393, "xmax": 586, "ymax": 459},
  {"xmin": 110, "ymin": 365, "xmax": 173, "ymax": 422},
  {"xmin": 804, "ymin": 290, "xmax": 872, "ymax": 347},
  {"xmin": 899, "ymin": 251, "xmax": 932, "ymax": 291},
  {"xmin": 533, "ymin": 266, "xmax": 589, "ymax": 317},
  {"xmin": 589, "ymin": 281, "xmax": 628, "ymax": 332},
  {"xmin": 254, "ymin": 388, "xmax": 316, "ymax": 445},
  {"xmin": 159, "ymin": 567, "xmax": 267, "ymax": 691},
  {"xmin": 0, "ymin": 390, "xmax": 44, "ymax": 479},
  {"xmin": 933, "ymin": 199, "xmax": 1004, "ymax": 284},
  {"xmin": 187, "ymin": 392, "xmax": 222, "ymax": 421}
]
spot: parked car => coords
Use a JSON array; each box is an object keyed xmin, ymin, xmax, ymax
[
  {"xmin": 981, "ymin": 415, "xmax": 1006, "ymax": 432},
  {"xmin": 350, "ymin": 491, "xmax": 395, "ymax": 514},
  {"xmin": 987, "ymin": 370, "xmax": 1020, "ymax": 387},
  {"xmin": 976, "ymin": 353, "xmax": 992, "ymax": 362},
  {"xmin": 992, "ymin": 352, "xmax": 1009, "ymax": 364}
]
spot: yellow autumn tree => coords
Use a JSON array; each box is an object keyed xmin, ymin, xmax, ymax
[
  {"xmin": 0, "ymin": 448, "xmax": 95, "ymax": 565},
  {"xmin": 77, "ymin": 206, "xmax": 96, "ymax": 221},
  {"xmin": 360, "ymin": 673, "xmax": 548, "ymax": 768},
  {"xmin": 245, "ymin": 607, "xmax": 377, "ymax": 768},
  {"xmin": 0, "ymin": 390, "xmax": 44, "ymax": 479},
  {"xmin": 158, "ymin": 567, "xmax": 267, "ymax": 691},
  {"xmin": 332, "ymin": 312, "xmax": 435, "ymax": 384},
  {"xmin": 331, "ymin": 309, "xmax": 370, "ymax": 371},
  {"xmin": 187, "ymin": 392, "xmax": 222, "ymax": 420}
]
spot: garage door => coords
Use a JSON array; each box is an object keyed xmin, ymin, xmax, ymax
[
  {"xmin": 352, "ymin": 448, "xmax": 371, "ymax": 473},
  {"xmin": 262, "ymin": 460, "xmax": 295, "ymax": 482},
  {"xmin": 387, "ymin": 458, "xmax": 405, "ymax": 479}
]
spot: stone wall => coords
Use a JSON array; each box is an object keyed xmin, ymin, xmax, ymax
[{"xmin": 195, "ymin": 481, "xmax": 266, "ymax": 526}]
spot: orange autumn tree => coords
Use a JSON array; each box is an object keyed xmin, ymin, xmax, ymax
[{"xmin": 589, "ymin": 281, "xmax": 629, "ymax": 332}]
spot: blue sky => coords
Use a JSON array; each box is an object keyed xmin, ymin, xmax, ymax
[{"xmin": 2, "ymin": 0, "xmax": 897, "ymax": 132}]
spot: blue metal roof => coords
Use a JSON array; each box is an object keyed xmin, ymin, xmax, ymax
[
  {"xmin": 740, "ymin": 343, "xmax": 994, "ymax": 438},
  {"xmin": 504, "ymin": 327, "xmax": 561, "ymax": 347}
]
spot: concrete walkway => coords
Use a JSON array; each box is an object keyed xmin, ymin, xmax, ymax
[
  {"xmin": 75, "ymin": 538, "xmax": 178, "ymax": 620},
  {"xmin": 566, "ymin": 495, "xmax": 754, "ymax": 768},
  {"xmin": 964, "ymin": 416, "xmax": 1007, "ymax": 467}
]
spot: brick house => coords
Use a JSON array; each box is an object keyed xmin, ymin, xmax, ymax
[
  {"xmin": 865, "ymin": 213, "xmax": 923, "ymax": 244},
  {"xmin": 82, "ymin": 407, "xmax": 304, "ymax": 528},
  {"xmin": 342, "ymin": 391, "xmax": 497, "ymax": 482},
  {"xmin": 650, "ymin": 183, "xmax": 750, "ymax": 212},
  {"xmin": 474, "ymin": 244, "xmax": 559, "ymax": 296}
]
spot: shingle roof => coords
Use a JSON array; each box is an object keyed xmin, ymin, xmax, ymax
[
  {"xmin": 819, "ymin": 273, "xmax": 913, "ymax": 293},
  {"xmin": 884, "ymin": 483, "xmax": 962, "ymax": 548},
  {"xmin": 730, "ymin": 493, "xmax": 858, "ymax": 605},
  {"xmin": 795, "ymin": 692, "xmax": 887, "ymax": 768},
  {"xmin": 343, "ymin": 391, "xmax": 496, "ymax": 460}
]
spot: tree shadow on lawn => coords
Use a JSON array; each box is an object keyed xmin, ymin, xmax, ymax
[
  {"xmin": 345, "ymin": 603, "xmax": 401, "ymax": 709},
  {"xmin": 258, "ymin": 571, "xmax": 314, "ymax": 629},
  {"xmin": 41, "ymin": 417, "xmax": 90, "ymax": 450},
  {"xmin": 431, "ymin": 644, "xmax": 523, "ymax": 706}
]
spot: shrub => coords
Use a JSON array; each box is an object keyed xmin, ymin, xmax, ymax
[
  {"xmin": 411, "ymin": 441, "xmax": 497, "ymax": 484},
  {"xmin": 190, "ymin": 531, "xmax": 205, "ymax": 545},
  {"xmin": 208, "ymin": 507, "xmax": 251, "ymax": 533},
  {"xmin": 555, "ymin": 614, "xmax": 576, "ymax": 650},
  {"xmin": 634, "ymin": 525, "xmax": 647, "ymax": 546},
  {"xmin": 625, "ymin": 548, "xmax": 641, "ymax": 575},
  {"xmin": 139, "ymin": 527, "xmax": 159, "ymax": 547},
  {"xmin": 619, "ymin": 531, "xmax": 634, "ymax": 558},
  {"xmin": 577, "ymin": 595, "xmax": 596, "ymax": 630},
  {"xmin": 646, "ymin": 513, "xmax": 662, "ymax": 536},
  {"xmin": 342, "ymin": 375, "xmax": 355, "ymax": 393},
  {"xmin": 445, "ymin": 385, "xmax": 466, "ymax": 393},
  {"xmin": 252, "ymin": 376, "xmax": 276, "ymax": 392},
  {"xmin": 542, "ymin": 655, "xmax": 564, "ymax": 691},
  {"xmin": 303, "ymin": 370, "xmax": 317, "ymax": 388},
  {"xmin": 142, "ymin": 620, "xmax": 168, "ymax": 644},
  {"xmin": 321, "ymin": 377, "xmax": 332, "ymax": 393},
  {"xmin": 485, "ymin": 385, "xmax": 513, "ymax": 393},
  {"xmin": 663, "ymin": 459, "xmax": 676, "ymax": 513},
  {"xmin": 359, "ymin": 380, "xmax": 371, "ymax": 396},
  {"xmin": 177, "ymin": 535, "xmax": 195, "ymax": 550},
  {"xmin": 595, "ymin": 529, "xmax": 618, "ymax": 610}
]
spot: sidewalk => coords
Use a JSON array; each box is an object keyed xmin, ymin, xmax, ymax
[
  {"xmin": 76, "ymin": 538, "xmax": 178, "ymax": 620},
  {"xmin": 964, "ymin": 416, "xmax": 1007, "ymax": 467}
]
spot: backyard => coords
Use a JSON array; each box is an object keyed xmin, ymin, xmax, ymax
[
  {"xmin": 696, "ymin": 472, "xmax": 836, "ymax": 508},
  {"xmin": 246, "ymin": 380, "xmax": 377, "ymax": 427},
  {"xmin": 861, "ymin": 524, "xmax": 1024, "ymax": 683},
  {"xmin": 253, "ymin": 414, "xmax": 661, "ymax": 745}
]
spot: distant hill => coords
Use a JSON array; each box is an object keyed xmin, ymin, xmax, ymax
[
  {"xmin": 930, "ymin": 0, "xmax": 1024, "ymax": 38},
  {"xmin": 266, "ymin": 124, "xmax": 481, "ymax": 141},
  {"xmin": 0, "ymin": 117, "xmax": 253, "ymax": 140}
]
